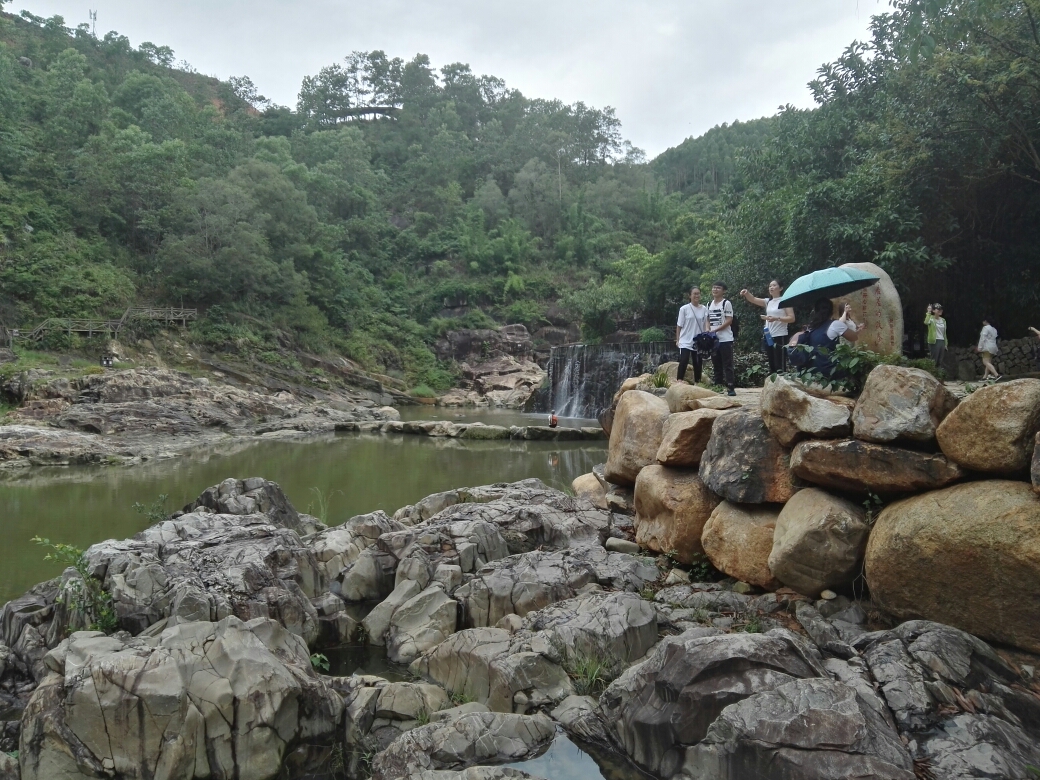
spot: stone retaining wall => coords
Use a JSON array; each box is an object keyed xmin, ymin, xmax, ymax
[{"xmin": 950, "ymin": 335, "xmax": 1039, "ymax": 379}]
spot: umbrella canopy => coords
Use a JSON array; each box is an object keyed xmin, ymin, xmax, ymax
[{"xmin": 778, "ymin": 267, "xmax": 880, "ymax": 308}]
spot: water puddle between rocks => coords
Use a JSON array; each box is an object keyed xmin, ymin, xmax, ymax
[
  {"xmin": 323, "ymin": 644, "xmax": 413, "ymax": 682},
  {"xmin": 504, "ymin": 728, "xmax": 654, "ymax": 780}
]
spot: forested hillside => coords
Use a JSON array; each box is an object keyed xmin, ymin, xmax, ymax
[{"xmin": 0, "ymin": 0, "xmax": 1037, "ymax": 389}]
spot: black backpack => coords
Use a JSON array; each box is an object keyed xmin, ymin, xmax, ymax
[{"xmin": 724, "ymin": 299, "xmax": 740, "ymax": 340}]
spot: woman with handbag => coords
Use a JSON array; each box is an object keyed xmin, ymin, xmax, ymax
[{"xmin": 740, "ymin": 280, "xmax": 795, "ymax": 373}]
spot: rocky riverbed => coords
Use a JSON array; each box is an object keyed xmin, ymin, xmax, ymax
[
  {"xmin": 0, "ymin": 469, "xmax": 1036, "ymax": 780},
  {"xmin": 0, "ymin": 367, "xmax": 400, "ymax": 470}
]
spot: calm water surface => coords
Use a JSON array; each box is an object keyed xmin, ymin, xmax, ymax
[{"xmin": 0, "ymin": 422, "xmax": 605, "ymax": 602}]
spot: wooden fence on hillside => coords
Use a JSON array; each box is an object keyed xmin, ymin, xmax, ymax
[{"xmin": 0, "ymin": 306, "xmax": 197, "ymax": 346}]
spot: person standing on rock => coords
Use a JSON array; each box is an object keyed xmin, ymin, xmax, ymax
[
  {"xmin": 707, "ymin": 282, "xmax": 737, "ymax": 396},
  {"xmin": 739, "ymin": 280, "xmax": 794, "ymax": 373},
  {"xmin": 925, "ymin": 304, "xmax": 947, "ymax": 368},
  {"xmin": 675, "ymin": 285, "xmax": 709, "ymax": 384},
  {"xmin": 977, "ymin": 316, "xmax": 1000, "ymax": 380}
]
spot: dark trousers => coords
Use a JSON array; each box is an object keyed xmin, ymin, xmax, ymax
[
  {"xmin": 711, "ymin": 341, "xmax": 735, "ymax": 391},
  {"xmin": 764, "ymin": 340, "xmax": 786, "ymax": 373},
  {"xmin": 677, "ymin": 347, "xmax": 702, "ymax": 383}
]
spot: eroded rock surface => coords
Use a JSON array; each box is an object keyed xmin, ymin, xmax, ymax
[
  {"xmin": 634, "ymin": 465, "xmax": 720, "ymax": 563},
  {"xmin": 760, "ymin": 375, "xmax": 852, "ymax": 447},
  {"xmin": 936, "ymin": 379, "xmax": 1040, "ymax": 473},
  {"xmin": 699, "ymin": 409, "xmax": 796, "ymax": 504},
  {"xmin": 605, "ymin": 391, "xmax": 670, "ymax": 485},
  {"xmin": 851, "ymin": 364, "xmax": 958, "ymax": 443},
  {"xmin": 790, "ymin": 439, "xmax": 965, "ymax": 495}
]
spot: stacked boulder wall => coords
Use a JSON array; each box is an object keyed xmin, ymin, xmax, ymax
[
  {"xmin": 680, "ymin": 678, "xmax": 914, "ymax": 780},
  {"xmin": 700, "ymin": 503, "xmax": 781, "ymax": 589},
  {"xmin": 634, "ymin": 465, "xmax": 720, "ymax": 563},
  {"xmin": 604, "ymin": 391, "xmax": 670, "ymax": 485},
  {"xmin": 19, "ymin": 617, "xmax": 342, "ymax": 780},
  {"xmin": 851, "ymin": 365, "xmax": 958, "ymax": 444},
  {"xmin": 698, "ymin": 409, "xmax": 797, "ymax": 504},
  {"xmin": 655, "ymin": 409, "xmax": 728, "ymax": 467},
  {"xmin": 454, "ymin": 547, "xmax": 658, "ymax": 629},
  {"xmin": 759, "ymin": 375, "xmax": 852, "ymax": 447},
  {"xmin": 936, "ymin": 379, "xmax": 1040, "ymax": 473},
  {"xmin": 865, "ymin": 480, "xmax": 1040, "ymax": 653},
  {"xmin": 768, "ymin": 488, "xmax": 870, "ymax": 598},
  {"xmin": 664, "ymin": 383, "xmax": 719, "ymax": 414},
  {"xmin": 370, "ymin": 710, "xmax": 555, "ymax": 780},
  {"xmin": 598, "ymin": 628, "xmax": 829, "ymax": 778},
  {"xmin": 837, "ymin": 262, "xmax": 903, "ymax": 356},
  {"xmin": 790, "ymin": 439, "xmax": 965, "ymax": 495}
]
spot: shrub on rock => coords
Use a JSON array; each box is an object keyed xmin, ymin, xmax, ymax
[
  {"xmin": 768, "ymin": 488, "xmax": 870, "ymax": 598},
  {"xmin": 634, "ymin": 465, "xmax": 720, "ymax": 563},
  {"xmin": 605, "ymin": 390, "xmax": 670, "ymax": 485},
  {"xmin": 700, "ymin": 502, "xmax": 781, "ymax": 589},
  {"xmin": 865, "ymin": 480, "xmax": 1040, "ymax": 653},
  {"xmin": 936, "ymin": 378, "xmax": 1040, "ymax": 473}
]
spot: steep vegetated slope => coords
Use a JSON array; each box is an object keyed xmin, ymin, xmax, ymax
[{"xmin": 0, "ymin": 0, "xmax": 1038, "ymax": 391}]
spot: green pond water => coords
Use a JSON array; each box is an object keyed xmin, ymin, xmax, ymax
[{"xmin": 0, "ymin": 420, "xmax": 605, "ymax": 603}]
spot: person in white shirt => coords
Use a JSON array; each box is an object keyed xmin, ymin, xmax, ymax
[
  {"xmin": 740, "ymin": 280, "xmax": 795, "ymax": 373},
  {"xmin": 707, "ymin": 281, "xmax": 736, "ymax": 395},
  {"xmin": 976, "ymin": 316, "xmax": 1000, "ymax": 380},
  {"xmin": 675, "ymin": 286, "xmax": 708, "ymax": 383}
]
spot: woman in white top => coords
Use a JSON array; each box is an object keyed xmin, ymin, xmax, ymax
[
  {"xmin": 739, "ymin": 280, "xmax": 795, "ymax": 373},
  {"xmin": 976, "ymin": 316, "xmax": 1000, "ymax": 380}
]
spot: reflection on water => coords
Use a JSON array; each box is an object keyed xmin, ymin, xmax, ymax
[
  {"xmin": 324, "ymin": 645, "xmax": 413, "ymax": 682},
  {"xmin": 397, "ymin": 405, "xmax": 599, "ymax": 429},
  {"xmin": 0, "ymin": 432, "xmax": 605, "ymax": 602},
  {"xmin": 504, "ymin": 728, "xmax": 654, "ymax": 780}
]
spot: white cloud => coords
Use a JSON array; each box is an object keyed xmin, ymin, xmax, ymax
[{"xmin": 14, "ymin": 0, "xmax": 882, "ymax": 156}]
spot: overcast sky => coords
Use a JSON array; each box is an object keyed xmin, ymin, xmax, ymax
[{"xmin": 15, "ymin": 0, "xmax": 883, "ymax": 158}]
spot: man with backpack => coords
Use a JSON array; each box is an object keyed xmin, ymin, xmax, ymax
[{"xmin": 707, "ymin": 281, "xmax": 737, "ymax": 396}]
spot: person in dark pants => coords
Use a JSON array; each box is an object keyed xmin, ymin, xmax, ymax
[
  {"xmin": 675, "ymin": 286, "xmax": 708, "ymax": 383},
  {"xmin": 740, "ymin": 280, "xmax": 795, "ymax": 374},
  {"xmin": 707, "ymin": 281, "xmax": 736, "ymax": 395}
]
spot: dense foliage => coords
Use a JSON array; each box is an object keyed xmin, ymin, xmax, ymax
[{"xmin": 0, "ymin": 0, "xmax": 1037, "ymax": 387}]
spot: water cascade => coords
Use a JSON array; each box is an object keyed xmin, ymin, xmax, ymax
[{"xmin": 548, "ymin": 342, "xmax": 676, "ymax": 418}]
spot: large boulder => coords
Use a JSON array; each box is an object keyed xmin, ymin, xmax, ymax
[
  {"xmin": 857, "ymin": 621, "xmax": 1040, "ymax": 777},
  {"xmin": 522, "ymin": 591, "xmax": 658, "ymax": 675},
  {"xmin": 699, "ymin": 409, "xmax": 797, "ymax": 504},
  {"xmin": 604, "ymin": 391, "xmax": 670, "ymax": 485},
  {"xmin": 790, "ymin": 439, "xmax": 965, "ymax": 495},
  {"xmin": 865, "ymin": 480, "xmax": 1040, "ymax": 653},
  {"xmin": 634, "ymin": 465, "xmax": 720, "ymax": 563},
  {"xmin": 387, "ymin": 585, "xmax": 458, "ymax": 664},
  {"xmin": 655, "ymin": 409, "xmax": 727, "ymax": 467},
  {"xmin": 598, "ymin": 628, "xmax": 827, "ymax": 778},
  {"xmin": 310, "ymin": 510, "xmax": 405, "ymax": 584},
  {"xmin": 570, "ymin": 473, "xmax": 607, "ymax": 510},
  {"xmin": 370, "ymin": 711, "xmax": 555, "ymax": 780},
  {"xmin": 183, "ymin": 477, "xmax": 325, "ymax": 536},
  {"xmin": 337, "ymin": 675, "xmax": 450, "ymax": 761},
  {"xmin": 851, "ymin": 365, "xmax": 958, "ymax": 444},
  {"xmin": 410, "ymin": 627, "xmax": 573, "ymax": 713},
  {"xmin": 454, "ymin": 547, "xmax": 658, "ymax": 629},
  {"xmin": 936, "ymin": 379, "xmax": 1040, "ymax": 473},
  {"xmin": 768, "ymin": 488, "xmax": 870, "ymax": 598},
  {"xmin": 700, "ymin": 503, "xmax": 781, "ymax": 589},
  {"xmin": 664, "ymin": 383, "xmax": 719, "ymax": 413},
  {"xmin": 760, "ymin": 375, "xmax": 852, "ymax": 447},
  {"xmin": 837, "ymin": 262, "xmax": 903, "ymax": 356},
  {"xmin": 680, "ymin": 678, "xmax": 915, "ymax": 780},
  {"xmin": 19, "ymin": 618, "xmax": 342, "ymax": 780}
]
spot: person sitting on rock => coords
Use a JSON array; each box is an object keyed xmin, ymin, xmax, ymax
[
  {"xmin": 789, "ymin": 298, "xmax": 859, "ymax": 379},
  {"xmin": 548, "ymin": 409, "xmax": 559, "ymax": 428}
]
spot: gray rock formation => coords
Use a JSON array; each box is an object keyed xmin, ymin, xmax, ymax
[{"xmin": 19, "ymin": 617, "xmax": 342, "ymax": 780}]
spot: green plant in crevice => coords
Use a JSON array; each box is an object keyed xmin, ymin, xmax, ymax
[
  {"xmin": 565, "ymin": 651, "xmax": 611, "ymax": 696},
  {"xmin": 32, "ymin": 537, "xmax": 118, "ymax": 634},
  {"xmin": 310, "ymin": 652, "xmax": 330, "ymax": 672},
  {"xmin": 448, "ymin": 689, "xmax": 474, "ymax": 706},
  {"xmin": 863, "ymin": 492, "xmax": 885, "ymax": 525},
  {"xmin": 650, "ymin": 370, "xmax": 671, "ymax": 388},
  {"xmin": 307, "ymin": 487, "xmax": 342, "ymax": 525},
  {"xmin": 132, "ymin": 493, "xmax": 169, "ymax": 524},
  {"xmin": 415, "ymin": 708, "xmax": 430, "ymax": 727}
]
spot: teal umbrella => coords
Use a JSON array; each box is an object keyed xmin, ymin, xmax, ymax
[{"xmin": 778, "ymin": 267, "xmax": 880, "ymax": 308}]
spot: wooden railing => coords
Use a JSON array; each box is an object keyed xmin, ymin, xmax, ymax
[{"xmin": 3, "ymin": 306, "xmax": 197, "ymax": 344}]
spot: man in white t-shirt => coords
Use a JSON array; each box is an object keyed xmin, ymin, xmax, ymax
[
  {"xmin": 675, "ymin": 286, "xmax": 708, "ymax": 383},
  {"xmin": 707, "ymin": 281, "xmax": 736, "ymax": 395}
]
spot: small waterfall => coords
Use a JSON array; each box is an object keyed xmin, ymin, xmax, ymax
[{"xmin": 547, "ymin": 342, "xmax": 677, "ymax": 419}]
